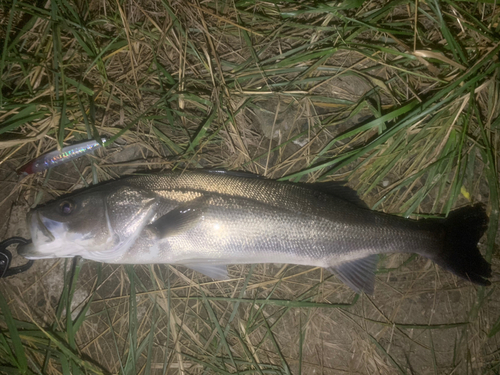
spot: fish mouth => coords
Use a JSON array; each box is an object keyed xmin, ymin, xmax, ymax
[
  {"xmin": 18, "ymin": 212, "xmax": 66, "ymax": 259},
  {"xmin": 34, "ymin": 211, "xmax": 55, "ymax": 242},
  {"xmin": 17, "ymin": 242, "xmax": 59, "ymax": 259},
  {"xmin": 17, "ymin": 242, "xmax": 33, "ymax": 258}
]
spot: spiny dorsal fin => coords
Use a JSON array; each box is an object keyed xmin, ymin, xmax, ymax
[
  {"xmin": 298, "ymin": 182, "xmax": 369, "ymax": 209},
  {"xmin": 205, "ymin": 169, "xmax": 368, "ymax": 208},
  {"xmin": 204, "ymin": 169, "xmax": 264, "ymax": 179}
]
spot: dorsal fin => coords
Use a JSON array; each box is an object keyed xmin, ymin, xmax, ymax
[
  {"xmin": 204, "ymin": 169, "xmax": 368, "ymax": 208},
  {"xmin": 204, "ymin": 169, "xmax": 264, "ymax": 179},
  {"xmin": 297, "ymin": 182, "xmax": 369, "ymax": 209}
]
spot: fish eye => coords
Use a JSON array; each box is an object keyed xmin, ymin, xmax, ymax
[{"xmin": 60, "ymin": 201, "xmax": 75, "ymax": 215}]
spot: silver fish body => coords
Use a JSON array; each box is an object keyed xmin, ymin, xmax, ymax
[{"xmin": 19, "ymin": 170, "xmax": 491, "ymax": 293}]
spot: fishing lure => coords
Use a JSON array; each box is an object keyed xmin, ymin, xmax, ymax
[{"xmin": 18, "ymin": 138, "xmax": 106, "ymax": 175}]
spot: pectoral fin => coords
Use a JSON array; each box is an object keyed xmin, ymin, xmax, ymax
[
  {"xmin": 327, "ymin": 254, "xmax": 378, "ymax": 294},
  {"xmin": 151, "ymin": 202, "xmax": 205, "ymax": 238},
  {"xmin": 185, "ymin": 264, "xmax": 229, "ymax": 280}
]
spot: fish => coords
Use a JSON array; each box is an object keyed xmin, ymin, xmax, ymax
[
  {"xmin": 17, "ymin": 138, "xmax": 106, "ymax": 175},
  {"xmin": 17, "ymin": 169, "xmax": 491, "ymax": 294}
]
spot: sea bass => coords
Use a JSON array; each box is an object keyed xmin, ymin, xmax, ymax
[{"xmin": 18, "ymin": 170, "xmax": 491, "ymax": 293}]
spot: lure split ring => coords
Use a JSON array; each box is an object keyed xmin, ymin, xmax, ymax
[{"xmin": 0, "ymin": 237, "xmax": 34, "ymax": 278}]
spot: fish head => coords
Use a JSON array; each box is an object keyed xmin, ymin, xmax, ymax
[
  {"xmin": 19, "ymin": 184, "xmax": 158, "ymax": 261},
  {"xmin": 19, "ymin": 189, "xmax": 114, "ymax": 259}
]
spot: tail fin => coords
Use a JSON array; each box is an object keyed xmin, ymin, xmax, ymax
[{"xmin": 431, "ymin": 204, "xmax": 491, "ymax": 286}]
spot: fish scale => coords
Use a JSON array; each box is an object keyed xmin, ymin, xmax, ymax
[{"xmin": 18, "ymin": 170, "xmax": 491, "ymax": 294}]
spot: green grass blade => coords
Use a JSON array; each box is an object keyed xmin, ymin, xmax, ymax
[
  {"xmin": 124, "ymin": 266, "xmax": 138, "ymax": 374},
  {"xmin": 0, "ymin": 292, "xmax": 28, "ymax": 373},
  {"xmin": 200, "ymin": 288, "xmax": 237, "ymax": 372}
]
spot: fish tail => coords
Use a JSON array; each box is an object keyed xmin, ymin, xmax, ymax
[{"xmin": 429, "ymin": 204, "xmax": 491, "ymax": 286}]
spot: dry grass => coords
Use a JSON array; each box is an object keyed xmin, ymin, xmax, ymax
[{"xmin": 0, "ymin": 0, "xmax": 500, "ymax": 374}]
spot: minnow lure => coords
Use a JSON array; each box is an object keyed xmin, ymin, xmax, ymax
[{"xmin": 18, "ymin": 138, "xmax": 106, "ymax": 175}]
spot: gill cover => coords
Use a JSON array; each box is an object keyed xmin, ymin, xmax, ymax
[{"xmin": 89, "ymin": 186, "xmax": 158, "ymax": 261}]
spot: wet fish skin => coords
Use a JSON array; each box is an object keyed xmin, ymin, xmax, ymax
[{"xmin": 18, "ymin": 170, "xmax": 491, "ymax": 293}]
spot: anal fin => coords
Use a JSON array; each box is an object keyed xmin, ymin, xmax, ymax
[{"xmin": 327, "ymin": 254, "xmax": 378, "ymax": 294}]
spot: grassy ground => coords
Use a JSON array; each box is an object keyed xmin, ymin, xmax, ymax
[{"xmin": 0, "ymin": 0, "xmax": 499, "ymax": 373}]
